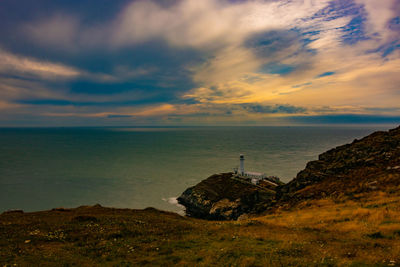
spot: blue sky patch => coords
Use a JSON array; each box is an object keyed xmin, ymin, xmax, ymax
[
  {"xmin": 316, "ymin": 71, "xmax": 335, "ymax": 78},
  {"xmin": 259, "ymin": 63, "xmax": 296, "ymax": 75},
  {"xmin": 342, "ymin": 15, "xmax": 369, "ymax": 45}
]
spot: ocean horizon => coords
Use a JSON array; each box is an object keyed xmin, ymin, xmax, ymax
[{"xmin": 0, "ymin": 125, "xmax": 396, "ymax": 213}]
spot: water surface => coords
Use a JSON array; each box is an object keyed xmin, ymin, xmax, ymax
[{"xmin": 0, "ymin": 126, "xmax": 393, "ymax": 213}]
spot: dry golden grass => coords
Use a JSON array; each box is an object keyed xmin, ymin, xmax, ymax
[
  {"xmin": 1, "ymin": 191, "xmax": 400, "ymax": 266},
  {"xmin": 255, "ymin": 190, "xmax": 400, "ymax": 266}
]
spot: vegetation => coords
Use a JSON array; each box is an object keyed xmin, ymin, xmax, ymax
[
  {"xmin": 2, "ymin": 127, "xmax": 399, "ymax": 266},
  {"xmin": 1, "ymin": 189, "xmax": 400, "ymax": 266}
]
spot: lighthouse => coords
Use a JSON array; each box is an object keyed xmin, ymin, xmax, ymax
[
  {"xmin": 235, "ymin": 154, "xmax": 267, "ymax": 184},
  {"xmin": 239, "ymin": 154, "xmax": 245, "ymax": 175}
]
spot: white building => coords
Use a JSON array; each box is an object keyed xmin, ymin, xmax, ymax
[{"xmin": 234, "ymin": 154, "xmax": 266, "ymax": 184}]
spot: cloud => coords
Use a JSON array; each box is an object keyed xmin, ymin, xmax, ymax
[
  {"xmin": 107, "ymin": 114, "xmax": 133, "ymax": 118},
  {"xmin": 0, "ymin": 0, "xmax": 399, "ymax": 126},
  {"xmin": 21, "ymin": 0, "xmax": 331, "ymax": 51},
  {"xmin": 186, "ymin": 0, "xmax": 400, "ymax": 109},
  {"xmin": 0, "ymin": 49, "xmax": 81, "ymax": 79},
  {"xmin": 354, "ymin": 0, "xmax": 398, "ymax": 41},
  {"xmin": 16, "ymin": 0, "xmax": 358, "ymax": 106},
  {"xmin": 240, "ymin": 104, "xmax": 307, "ymax": 114},
  {"xmin": 22, "ymin": 14, "xmax": 79, "ymax": 51}
]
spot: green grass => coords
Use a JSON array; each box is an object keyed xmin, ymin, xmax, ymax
[{"xmin": 1, "ymin": 191, "xmax": 400, "ymax": 266}]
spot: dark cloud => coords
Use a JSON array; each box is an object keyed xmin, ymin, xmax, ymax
[
  {"xmin": 0, "ymin": 0, "xmax": 206, "ymax": 105},
  {"xmin": 311, "ymin": 0, "xmax": 362, "ymax": 22},
  {"xmin": 0, "ymin": 0, "xmax": 129, "ymax": 55},
  {"xmin": 365, "ymin": 107, "xmax": 400, "ymax": 113},
  {"xmin": 244, "ymin": 29, "xmax": 316, "ymax": 76},
  {"xmin": 245, "ymin": 30, "xmax": 304, "ymax": 59},
  {"xmin": 14, "ymin": 96, "xmax": 172, "ymax": 107},
  {"xmin": 240, "ymin": 104, "xmax": 307, "ymax": 114},
  {"xmin": 107, "ymin": 114, "xmax": 133, "ymax": 118},
  {"xmin": 289, "ymin": 114, "xmax": 400, "ymax": 124}
]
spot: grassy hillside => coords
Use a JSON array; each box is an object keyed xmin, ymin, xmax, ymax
[
  {"xmin": 2, "ymin": 126, "xmax": 400, "ymax": 266},
  {"xmin": 1, "ymin": 190, "xmax": 400, "ymax": 266}
]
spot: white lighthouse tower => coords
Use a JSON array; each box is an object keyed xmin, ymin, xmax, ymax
[{"xmin": 239, "ymin": 154, "xmax": 245, "ymax": 175}]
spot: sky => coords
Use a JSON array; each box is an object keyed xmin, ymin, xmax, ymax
[{"xmin": 0, "ymin": 0, "xmax": 399, "ymax": 126}]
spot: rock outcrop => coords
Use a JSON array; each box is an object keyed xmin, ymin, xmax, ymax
[
  {"xmin": 177, "ymin": 173, "xmax": 276, "ymax": 220},
  {"xmin": 179, "ymin": 125, "xmax": 400, "ymax": 220},
  {"xmin": 277, "ymin": 125, "xmax": 400, "ymax": 202}
]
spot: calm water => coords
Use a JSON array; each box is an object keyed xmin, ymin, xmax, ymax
[{"xmin": 0, "ymin": 126, "xmax": 394, "ymax": 213}]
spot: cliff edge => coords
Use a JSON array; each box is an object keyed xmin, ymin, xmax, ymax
[
  {"xmin": 179, "ymin": 125, "xmax": 400, "ymax": 220},
  {"xmin": 177, "ymin": 173, "xmax": 276, "ymax": 220},
  {"xmin": 277, "ymin": 125, "xmax": 400, "ymax": 203}
]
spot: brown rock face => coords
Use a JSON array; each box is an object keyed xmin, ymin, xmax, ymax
[
  {"xmin": 177, "ymin": 173, "xmax": 275, "ymax": 220},
  {"xmin": 179, "ymin": 125, "xmax": 400, "ymax": 220},
  {"xmin": 277, "ymin": 125, "xmax": 400, "ymax": 202}
]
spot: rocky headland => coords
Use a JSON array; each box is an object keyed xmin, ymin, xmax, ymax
[
  {"xmin": 2, "ymin": 126, "xmax": 400, "ymax": 266},
  {"xmin": 277, "ymin": 125, "xmax": 400, "ymax": 202},
  {"xmin": 177, "ymin": 173, "xmax": 278, "ymax": 220},
  {"xmin": 178, "ymin": 126, "xmax": 400, "ymax": 220}
]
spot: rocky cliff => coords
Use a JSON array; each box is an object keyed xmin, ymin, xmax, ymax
[
  {"xmin": 179, "ymin": 126, "xmax": 400, "ymax": 220},
  {"xmin": 177, "ymin": 173, "xmax": 276, "ymax": 220},
  {"xmin": 277, "ymin": 125, "xmax": 400, "ymax": 202}
]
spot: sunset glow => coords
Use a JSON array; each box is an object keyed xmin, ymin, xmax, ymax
[{"xmin": 1, "ymin": 0, "xmax": 399, "ymax": 125}]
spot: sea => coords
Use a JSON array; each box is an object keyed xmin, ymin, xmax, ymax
[{"xmin": 0, "ymin": 125, "xmax": 395, "ymax": 213}]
